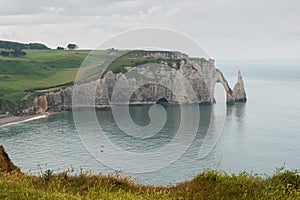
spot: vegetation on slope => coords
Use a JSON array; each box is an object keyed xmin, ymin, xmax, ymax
[
  {"xmin": 0, "ymin": 49, "xmax": 184, "ymax": 112},
  {"xmin": 105, "ymin": 50, "xmax": 182, "ymax": 74},
  {"xmin": 0, "ymin": 167, "xmax": 299, "ymax": 199},
  {"xmin": 0, "ymin": 49, "xmax": 111, "ymax": 112}
]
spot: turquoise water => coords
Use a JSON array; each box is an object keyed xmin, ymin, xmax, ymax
[{"xmin": 1, "ymin": 60, "xmax": 300, "ymax": 185}]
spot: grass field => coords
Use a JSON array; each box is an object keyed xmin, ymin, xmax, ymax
[
  {"xmin": 0, "ymin": 49, "xmax": 113, "ymax": 112},
  {"xmin": 0, "ymin": 167, "xmax": 299, "ymax": 199},
  {"xmin": 0, "ymin": 49, "xmax": 181, "ymax": 112},
  {"xmin": 105, "ymin": 50, "xmax": 182, "ymax": 74}
]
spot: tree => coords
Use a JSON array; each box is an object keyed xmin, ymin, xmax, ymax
[
  {"xmin": 11, "ymin": 49, "xmax": 26, "ymax": 57},
  {"xmin": 67, "ymin": 44, "xmax": 78, "ymax": 50},
  {"xmin": 28, "ymin": 43, "xmax": 49, "ymax": 49},
  {"xmin": 0, "ymin": 50, "xmax": 26, "ymax": 57},
  {"xmin": 56, "ymin": 46, "xmax": 65, "ymax": 50},
  {"xmin": 0, "ymin": 51, "xmax": 10, "ymax": 57}
]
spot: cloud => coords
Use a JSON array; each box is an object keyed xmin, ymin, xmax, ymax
[
  {"xmin": 0, "ymin": 0, "xmax": 299, "ymax": 59},
  {"xmin": 42, "ymin": 6, "xmax": 65, "ymax": 14}
]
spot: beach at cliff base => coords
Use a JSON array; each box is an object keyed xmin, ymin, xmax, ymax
[{"xmin": 0, "ymin": 114, "xmax": 50, "ymax": 127}]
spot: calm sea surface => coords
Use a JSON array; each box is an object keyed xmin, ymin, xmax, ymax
[{"xmin": 1, "ymin": 60, "xmax": 300, "ymax": 185}]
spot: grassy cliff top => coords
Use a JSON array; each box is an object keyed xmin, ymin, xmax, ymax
[
  {"xmin": 105, "ymin": 50, "xmax": 184, "ymax": 74},
  {"xmin": 0, "ymin": 49, "xmax": 112, "ymax": 112}
]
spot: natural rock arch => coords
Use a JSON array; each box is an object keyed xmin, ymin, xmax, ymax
[
  {"xmin": 215, "ymin": 69, "xmax": 247, "ymax": 104},
  {"xmin": 156, "ymin": 97, "xmax": 168, "ymax": 104}
]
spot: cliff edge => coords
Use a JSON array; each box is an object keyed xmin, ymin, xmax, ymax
[{"xmin": 23, "ymin": 50, "xmax": 247, "ymax": 113}]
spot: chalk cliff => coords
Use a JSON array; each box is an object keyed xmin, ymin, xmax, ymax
[{"xmin": 25, "ymin": 50, "xmax": 246, "ymax": 113}]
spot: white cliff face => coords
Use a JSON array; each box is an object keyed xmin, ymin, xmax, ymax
[{"xmin": 28, "ymin": 51, "xmax": 246, "ymax": 113}]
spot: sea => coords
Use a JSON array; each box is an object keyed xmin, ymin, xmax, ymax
[{"xmin": 1, "ymin": 60, "xmax": 300, "ymax": 185}]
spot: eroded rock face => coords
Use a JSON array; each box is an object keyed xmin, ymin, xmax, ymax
[
  {"xmin": 0, "ymin": 146, "xmax": 18, "ymax": 173},
  {"xmin": 23, "ymin": 95, "xmax": 48, "ymax": 114},
  {"xmin": 46, "ymin": 87, "xmax": 73, "ymax": 112},
  {"xmin": 27, "ymin": 51, "xmax": 247, "ymax": 112},
  {"xmin": 33, "ymin": 95, "xmax": 48, "ymax": 113},
  {"xmin": 232, "ymin": 71, "xmax": 247, "ymax": 102}
]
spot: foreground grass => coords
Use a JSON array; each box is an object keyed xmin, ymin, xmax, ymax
[{"xmin": 0, "ymin": 168, "xmax": 299, "ymax": 199}]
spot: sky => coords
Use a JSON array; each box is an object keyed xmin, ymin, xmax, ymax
[{"xmin": 0, "ymin": 0, "xmax": 299, "ymax": 59}]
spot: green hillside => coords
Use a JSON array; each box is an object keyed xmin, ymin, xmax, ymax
[
  {"xmin": 0, "ymin": 49, "xmax": 111, "ymax": 112},
  {"xmin": 0, "ymin": 48, "xmax": 184, "ymax": 112}
]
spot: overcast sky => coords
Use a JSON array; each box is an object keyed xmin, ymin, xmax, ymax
[{"xmin": 0, "ymin": 0, "xmax": 299, "ymax": 59}]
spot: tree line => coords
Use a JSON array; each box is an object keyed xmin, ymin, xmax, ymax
[
  {"xmin": 0, "ymin": 49, "xmax": 26, "ymax": 57},
  {"xmin": 56, "ymin": 44, "xmax": 79, "ymax": 50},
  {"xmin": 0, "ymin": 40, "xmax": 49, "ymax": 50},
  {"xmin": 0, "ymin": 40, "xmax": 79, "ymax": 57}
]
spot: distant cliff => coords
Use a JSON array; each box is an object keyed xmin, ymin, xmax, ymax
[{"xmin": 24, "ymin": 50, "xmax": 246, "ymax": 114}]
